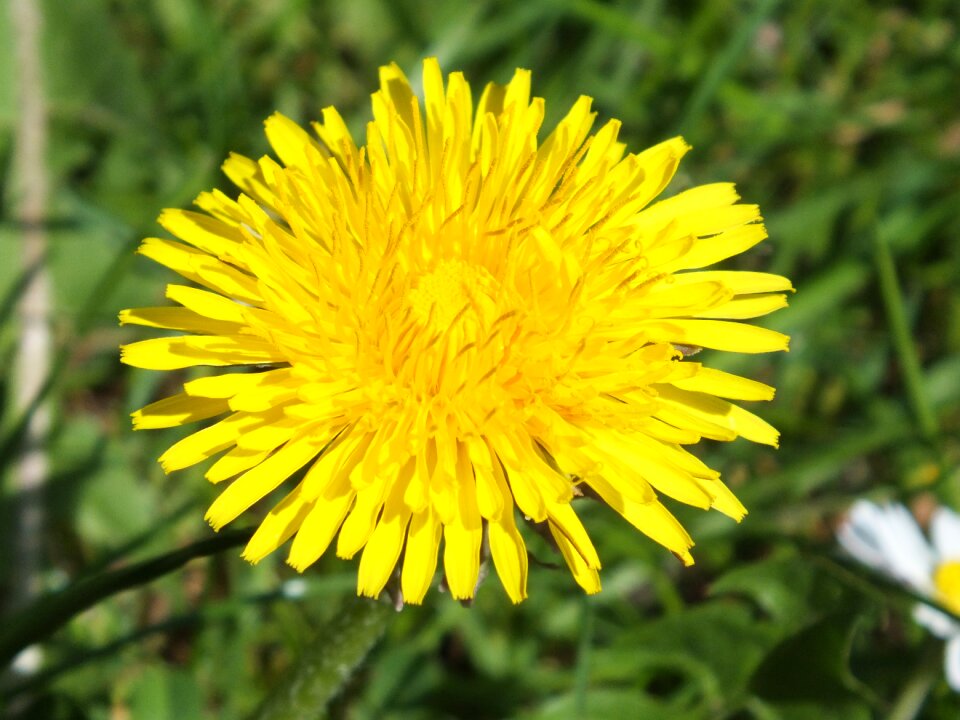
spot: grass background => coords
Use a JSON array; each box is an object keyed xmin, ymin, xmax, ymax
[{"xmin": 1, "ymin": 0, "xmax": 959, "ymax": 718}]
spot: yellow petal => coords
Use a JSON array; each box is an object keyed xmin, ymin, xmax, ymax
[
  {"xmin": 700, "ymin": 476, "xmax": 748, "ymax": 521},
  {"xmin": 592, "ymin": 432, "xmax": 712, "ymax": 508},
  {"xmin": 585, "ymin": 478, "xmax": 694, "ymax": 565},
  {"xmin": 401, "ymin": 509, "xmax": 442, "ymax": 604},
  {"xmin": 641, "ymin": 319, "xmax": 789, "ymax": 354},
  {"xmin": 242, "ymin": 481, "xmax": 315, "ymax": 563},
  {"xmin": 193, "ymin": 188, "xmax": 244, "ymax": 226},
  {"xmin": 546, "ymin": 502, "xmax": 600, "ymax": 569},
  {"xmin": 137, "ymin": 238, "xmax": 263, "ymax": 304},
  {"xmin": 356, "ymin": 480, "xmax": 412, "ymax": 598},
  {"xmin": 205, "ymin": 434, "xmax": 320, "ymax": 530},
  {"xmin": 548, "ymin": 521, "xmax": 601, "ymax": 594},
  {"xmin": 633, "ymin": 183, "xmax": 740, "ymax": 235},
  {"xmin": 488, "ymin": 514, "xmax": 528, "ymax": 603},
  {"xmin": 655, "ymin": 384, "xmax": 780, "ymax": 447},
  {"xmin": 671, "ymin": 367, "xmax": 775, "ymax": 402},
  {"xmin": 694, "ymin": 294, "xmax": 788, "ymax": 320},
  {"xmin": 666, "ymin": 224, "xmax": 768, "ymax": 271},
  {"xmin": 229, "ymin": 383, "xmax": 299, "ymax": 413},
  {"xmin": 184, "ymin": 368, "xmax": 292, "ymax": 399},
  {"xmin": 158, "ymin": 209, "xmax": 244, "ymax": 259},
  {"xmin": 166, "ymin": 284, "xmax": 247, "ymax": 324},
  {"xmin": 159, "ymin": 411, "xmax": 264, "ymax": 472},
  {"xmin": 616, "ymin": 136, "xmax": 690, "ymax": 213},
  {"xmin": 336, "ymin": 475, "xmax": 390, "ymax": 559},
  {"xmin": 221, "ymin": 152, "xmax": 278, "ymax": 209},
  {"xmin": 137, "ymin": 238, "xmax": 209, "ymax": 285},
  {"xmin": 121, "ymin": 336, "xmax": 285, "ymax": 370},
  {"xmin": 265, "ymin": 112, "xmax": 322, "ymax": 169},
  {"xmin": 287, "ymin": 487, "xmax": 356, "ymax": 571},
  {"xmin": 443, "ymin": 455, "xmax": 483, "ymax": 600},
  {"xmin": 132, "ymin": 393, "xmax": 229, "ymax": 430},
  {"xmin": 312, "ymin": 106, "xmax": 358, "ymax": 162},
  {"xmin": 235, "ymin": 414, "xmax": 301, "ymax": 452},
  {"xmin": 119, "ymin": 307, "xmax": 242, "ymax": 336},
  {"xmin": 443, "ymin": 521, "xmax": 483, "ymax": 600},
  {"xmin": 378, "ymin": 61, "xmax": 416, "ymax": 129},
  {"xmin": 206, "ymin": 446, "xmax": 271, "ymax": 484},
  {"xmin": 672, "ymin": 270, "xmax": 794, "ymax": 295},
  {"xmin": 190, "ymin": 256, "xmax": 264, "ymax": 305},
  {"xmin": 467, "ymin": 438, "xmax": 504, "ymax": 520}
]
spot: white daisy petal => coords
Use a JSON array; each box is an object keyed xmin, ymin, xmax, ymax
[
  {"xmin": 839, "ymin": 501, "xmax": 935, "ymax": 594},
  {"xmin": 945, "ymin": 635, "xmax": 960, "ymax": 692},
  {"xmin": 875, "ymin": 504, "xmax": 936, "ymax": 593},
  {"xmin": 932, "ymin": 508, "xmax": 960, "ymax": 562},
  {"xmin": 914, "ymin": 602, "xmax": 960, "ymax": 640},
  {"xmin": 838, "ymin": 501, "xmax": 891, "ymax": 570}
]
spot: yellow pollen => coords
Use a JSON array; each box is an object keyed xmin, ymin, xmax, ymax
[
  {"xmin": 934, "ymin": 561, "xmax": 960, "ymax": 615},
  {"xmin": 407, "ymin": 259, "xmax": 497, "ymax": 331}
]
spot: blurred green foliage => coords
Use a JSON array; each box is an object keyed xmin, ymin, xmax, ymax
[{"xmin": 1, "ymin": 0, "xmax": 960, "ymax": 718}]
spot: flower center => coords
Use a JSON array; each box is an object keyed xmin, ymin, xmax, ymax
[
  {"xmin": 406, "ymin": 259, "xmax": 497, "ymax": 332},
  {"xmin": 934, "ymin": 561, "xmax": 960, "ymax": 615}
]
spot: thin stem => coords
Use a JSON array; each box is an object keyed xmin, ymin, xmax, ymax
[
  {"xmin": 873, "ymin": 227, "xmax": 938, "ymax": 443},
  {"xmin": 0, "ymin": 527, "xmax": 254, "ymax": 667},
  {"xmin": 254, "ymin": 597, "xmax": 393, "ymax": 720},
  {"xmin": 872, "ymin": 225, "xmax": 954, "ymax": 506},
  {"xmin": 885, "ymin": 639, "xmax": 941, "ymax": 720},
  {"xmin": 573, "ymin": 593, "xmax": 594, "ymax": 716}
]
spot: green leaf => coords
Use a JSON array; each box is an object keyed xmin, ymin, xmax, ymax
[
  {"xmin": 711, "ymin": 553, "xmax": 854, "ymax": 631},
  {"xmin": 749, "ymin": 612, "xmax": 872, "ymax": 712},
  {"xmin": 128, "ymin": 667, "xmax": 204, "ymax": 720},
  {"xmin": 599, "ymin": 600, "xmax": 778, "ymax": 714}
]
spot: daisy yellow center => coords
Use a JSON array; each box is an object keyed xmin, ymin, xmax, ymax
[{"xmin": 935, "ymin": 561, "xmax": 960, "ymax": 615}]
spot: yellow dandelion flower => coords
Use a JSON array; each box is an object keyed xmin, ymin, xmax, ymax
[{"xmin": 121, "ymin": 59, "xmax": 791, "ymax": 604}]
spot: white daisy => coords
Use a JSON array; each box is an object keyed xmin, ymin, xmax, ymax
[{"xmin": 838, "ymin": 499, "xmax": 960, "ymax": 691}]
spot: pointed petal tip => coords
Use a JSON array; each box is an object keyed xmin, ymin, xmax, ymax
[
  {"xmin": 204, "ymin": 508, "xmax": 228, "ymax": 533},
  {"xmin": 221, "ymin": 151, "xmax": 245, "ymax": 172},
  {"xmin": 357, "ymin": 585, "xmax": 380, "ymax": 600},
  {"xmin": 156, "ymin": 207, "xmax": 178, "ymax": 229},
  {"xmin": 401, "ymin": 588, "xmax": 427, "ymax": 605},
  {"xmin": 263, "ymin": 110, "xmax": 286, "ymax": 127},
  {"xmin": 285, "ymin": 555, "xmax": 308, "ymax": 573},
  {"xmin": 665, "ymin": 135, "xmax": 692, "ymax": 155},
  {"xmin": 129, "ymin": 408, "xmax": 146, "ymax": 429},
  {"xmin": 717, "ymin": 503, "xmax": 748, "ymax": 523},
  {"xmin": 240, "ymin": 548, "xmax": 262, "ymax": 565},
  {"xmin": 501, "ymin": 578, "xmax": 528, "ymax": 604}
]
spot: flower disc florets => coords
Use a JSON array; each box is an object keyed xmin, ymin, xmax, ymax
[{"xmin": 121, "ymin": 58, "xmax": 791, "ymax": 603}]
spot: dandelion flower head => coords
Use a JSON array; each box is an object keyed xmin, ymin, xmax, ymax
[{"xmin": 121, "ymin": 59, "xmax": 791, "ymax": 604}]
